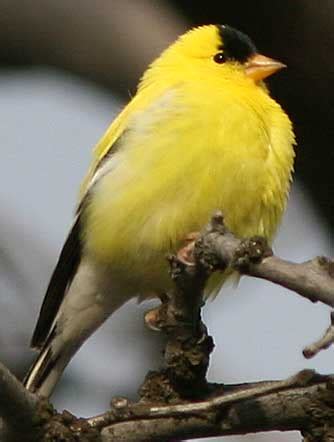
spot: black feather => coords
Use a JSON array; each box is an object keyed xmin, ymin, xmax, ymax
[
  {"xmin": 31, "ymin": 133, "xmax": 125, "ymax": 350},
  {"xmin": 218, "ymin": 25, "xmax": 257, "ymax": 63},
  {"xmin": 24, "ymin": 326, "xmax": 57, "ymax": 391},
  {"xmin": 31, "ymin": 216, "xmax": 82, "ymax": 349}
]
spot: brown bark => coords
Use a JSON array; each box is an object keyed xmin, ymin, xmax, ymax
[{"xmin": 0, "ymin": 213, "xmax": 333, "ymax": 441}]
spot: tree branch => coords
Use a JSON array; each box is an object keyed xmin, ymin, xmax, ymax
[
  {"xmin": 303, "ymin": 311, "xmax": 334, "ymax": 358},
  {"xmin": 0, "ymin": 213, "xmax": 333, "ymax": 441},
  {"xmin": 98, "ymin": 371, "xmax": 334, "ymax": 441},
  {"xmin": 196, "ymin": 212, "xmax": 334, "ymax": 307},
  {"xmin": 0, "ymin": 361, "xmax": 41, "ymax": 441}
]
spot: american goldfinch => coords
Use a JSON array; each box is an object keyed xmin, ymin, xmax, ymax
[{"xmin": 24, "ymin": 25, "xmax": 295, "ymax": 397}]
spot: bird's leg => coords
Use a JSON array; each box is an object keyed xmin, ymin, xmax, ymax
[{"xmin": 176, "ymin": 232, "xmax": 200, "ymax": 265}]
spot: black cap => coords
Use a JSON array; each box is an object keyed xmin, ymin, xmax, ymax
[{"xmin": 218, "ymin": 25, "xmax": 257, "ymax": 63}]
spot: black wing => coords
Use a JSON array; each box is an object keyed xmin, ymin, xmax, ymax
[{"xmin": 31, "ymin": 215, "xmax": 82, "ymax": 349}]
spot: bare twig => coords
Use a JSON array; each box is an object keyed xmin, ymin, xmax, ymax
[
  {"xmin": 98, "ymin": 213, "xmax": 334, "ymax": 440},
  {"xmin": 0, "ymin": 361, "xmax": 40, "ymax": 441},
  {"xmin": 89, "ymin": 369, "xmax": 318, "ymax": 428},
  {"xmin": 0, "ymin": 213, "xmax": 333, "ymax": 441},
  {"xmin": 196, "ymin": 212, "xmax": 334, "ymax": 307},
  {"xmin": 90, "ymin": 209, "xmax": 334, "ymax": 440},
  {"xmin": 0, "ymin": 365, "xmax": 332, "ymax": 442},
  {"xmin": 98, "ymin": 371, "xmax": 334, "ymax": 442},
  {"xmin": 303, "ymin": 311, "xmax": 334, "ymax": 358}
]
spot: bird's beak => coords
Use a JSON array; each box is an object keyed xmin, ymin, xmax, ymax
[{"xmin": 245, "ymin": 54, "xmax": 286, "ymax": 82}]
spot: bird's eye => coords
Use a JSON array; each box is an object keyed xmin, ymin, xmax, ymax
[{"xmin": 213, "ymin": 52, "xmax": 226, "ymax": 64}]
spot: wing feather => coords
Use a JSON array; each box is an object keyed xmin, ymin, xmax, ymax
[
  {"xmin": 78, "ymin": 88, "xmax": 154, "ymax": 204},
  {"xmin": 31, "ymin": 85, "xmax": 160, "ymax": 349},
  {"xmin": 31, "ymin": 130, "xmax": 127, "ymax": 349},
  {"xmin": 78, "ymin": 102, "xmax": 131, "ymax": 203},
  {"xmin": 31, "ymin": 216, "xmax": 82, "ymax": 349}
]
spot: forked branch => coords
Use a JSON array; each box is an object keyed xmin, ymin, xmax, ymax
[{"xmin": 0, "ymin": 213, "xmax": 333, "ymax": 441}]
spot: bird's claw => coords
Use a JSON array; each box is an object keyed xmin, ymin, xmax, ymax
[{"xmin": 176, "ymin": 231, "xmax": 200, "ymax": 266}]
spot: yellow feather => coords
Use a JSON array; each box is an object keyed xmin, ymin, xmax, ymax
[{"xmin": 80, "ymin": 25, "xmax": 295, "ymax": 296}]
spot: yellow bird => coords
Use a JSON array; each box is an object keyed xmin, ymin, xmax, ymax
[{"xmin": 24, "ymin": 24, "xmax": 295, "ymax": 397}]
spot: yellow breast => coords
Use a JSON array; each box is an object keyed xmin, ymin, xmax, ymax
[{"xmin": 82, "ymin": 79, "xmax": 295, "ymax": 294}]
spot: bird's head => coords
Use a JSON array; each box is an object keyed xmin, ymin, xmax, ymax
[{"xmin": 140, "ymin": 25, "xmax": 285, "ymax": 89}]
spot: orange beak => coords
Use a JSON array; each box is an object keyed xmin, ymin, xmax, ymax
[{"xmin": 245, "ymin": 54, "xmax": 286, "ymax": 82}]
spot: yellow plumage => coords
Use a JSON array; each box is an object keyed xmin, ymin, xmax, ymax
[
  {"xmin": 25, "ymin": 24, "xmax": 295, "ymax": 397},
  {"xmin": 82, "ymin": 24, "xmax": 295, "ymax": 294}
]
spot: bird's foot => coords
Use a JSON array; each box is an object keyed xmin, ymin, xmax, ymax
[
  {"xmin": 145, "ymin": 306, "xmax": 164, "ymax": 331},
  {"xmin": 176, "ymin": 231, "xmax": 200, "ymax": 266}
]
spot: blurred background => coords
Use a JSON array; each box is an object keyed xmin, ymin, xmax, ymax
[{"xmin": 0, "ymin": 1, "xmax": 332, "ymax": 441}]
